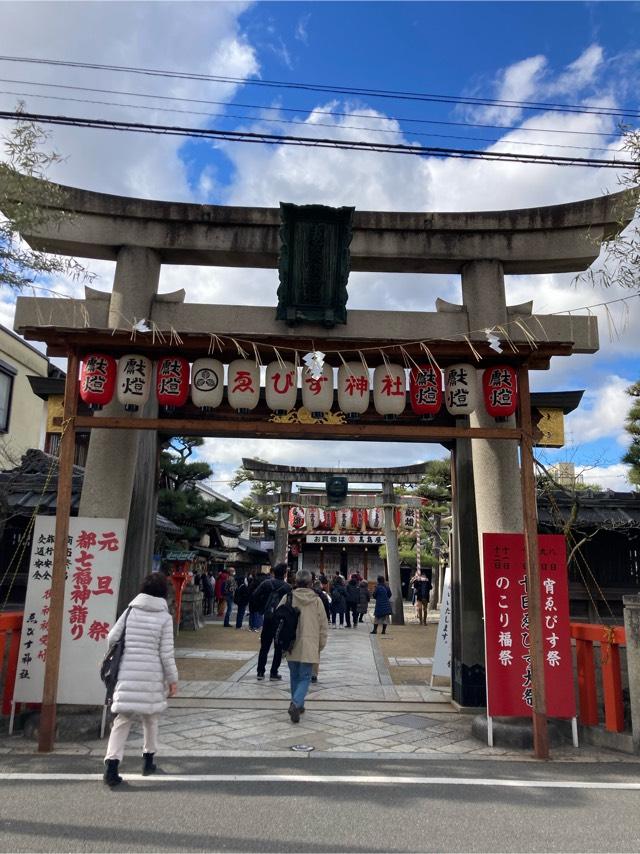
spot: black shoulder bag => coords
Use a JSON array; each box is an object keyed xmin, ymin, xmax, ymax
[{"xmin": 100, "ymin": 606, "xmax": 132, "ymax": 705}]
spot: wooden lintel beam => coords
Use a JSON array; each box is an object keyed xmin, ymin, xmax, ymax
[{"xmin": 69, "ymin": 415, "xmax": 522, "ymax": 442}]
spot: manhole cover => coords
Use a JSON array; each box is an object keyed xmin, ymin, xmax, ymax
[{"xmin": 290, "ymin": 744, "xmax": 315, "ymax": 752}]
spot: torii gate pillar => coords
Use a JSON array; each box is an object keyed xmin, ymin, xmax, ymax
[
  {"xmin": 78, "ymin": 246, "xmax": 161, "ymax": 609},
  {"xmin": 450, "ymin": 259, "xmax": 525, "ymax": 707}
]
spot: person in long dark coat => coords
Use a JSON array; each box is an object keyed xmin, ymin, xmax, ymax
[{"xmin": 371, "ymin": 575, "xmax": 392, "ymax": 635}]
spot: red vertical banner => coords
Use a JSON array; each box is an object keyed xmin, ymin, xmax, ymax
[{"xmin": 482, "ymin": 533, "xmax": 576, "ymax": 719}]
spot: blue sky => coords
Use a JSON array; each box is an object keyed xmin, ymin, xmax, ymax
[{"xmin": 0, "ymin": 1, "xmax": 639, "ymax": 496}]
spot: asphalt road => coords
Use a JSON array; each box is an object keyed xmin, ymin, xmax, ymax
[{"xmin": 1, "ymin": 755, "xmax": 639, "ymax": 853}]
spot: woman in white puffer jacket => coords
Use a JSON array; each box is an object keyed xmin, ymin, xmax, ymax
[{"xmin": 103, "ymin": 572, "xmax": 178, "ymax": 787}]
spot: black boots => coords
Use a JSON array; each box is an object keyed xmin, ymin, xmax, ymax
[
  {"xmin": 142, "ymin": 753, "xmax": 157, "ymax": 776},
  {"xmin": 103, "ymin": 759, "xmax": 122, "ymax": 787},
  {"xmin": 382, "ymin": 624, "xmax": 387, "ymax": 635},
  {"xmin": 370, "ymin": 626, "xmax": 377, "ymax": 634}
]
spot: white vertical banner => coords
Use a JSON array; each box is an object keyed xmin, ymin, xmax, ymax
[
  {"xmin": 431, "ymin": 566, "xmax": 451, "ymax": 684},
  {"xmin": 13, "ymin": 516, "xmax": 126, "ymax": 705}
]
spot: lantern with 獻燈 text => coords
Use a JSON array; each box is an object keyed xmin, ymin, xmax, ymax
[
  {"xmin": 402, "ymin": 507, "xmax": 418, "ymax": 530},
  {"xmin": 373, "ymin": 364, "xmax": 406, "ymax": 418},
  {"xmin": 444, "ymin": 363, "xmax": 478, "ymax": 416},
  {"xmin": 191, "ymin": 358, "xmax": 224, "ymax": 411},
  {"xmin": 301, "ymin": 363, "xmax": 333, "ymax": 418},
  {"xmin": 306, "ymin": 507, "xmax": 322, "ymax": 532},
  {"xmin": 482, "ymin": 365, "xmax": 518, "ymax": 421},
  {"xmin": 227, "ymin": 359, "xmax": 260, "ymax": 412},
  {"xmin": 117, "ymin": 354, "xmax": 152, "ymax": 412},
  {"xmin": 409, "ymin": 364, "xmax": 442, "ymax": 418},
  {"xmin": 265, "ymin": 361, "xmax": 297, "ymax": 413},
  {"xmin": 156, "ymin": 356, "xmax": 190, "ymax": 411},
  {"xmin": 337, "ymin": 362, "xmax": 370, "ymax": 418},
  {"xmin": 79, "ymin": 353, "xmax": 116, "ymax": 410}
]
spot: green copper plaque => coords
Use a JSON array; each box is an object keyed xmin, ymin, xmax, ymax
[{"xmin": 277, "ymin": 202, "xmax": 354, "ymax": 327}]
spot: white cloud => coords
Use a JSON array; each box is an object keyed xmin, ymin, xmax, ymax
[
  {"xmin": 546, "ymin": 45, "xmax": 604, "ymax": 96},
  {"xmin": 468, "ymin": 55, "xmax": 547, "ymax": 127},
  {"xmin": 566, "ymin": 374, "xmax": 633, "ymax": 445},
  {"xmin": 574, "ymin": 462, "xmax": 632, "ymax": 491}
]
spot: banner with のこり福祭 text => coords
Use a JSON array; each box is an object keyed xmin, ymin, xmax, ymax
[
  {"xmin": 482, "ymin": 533, "xmax": 576, "ymax": 720},
  {"xmin": 13, "ymin": 516, "xmax": 126, "ymax": 706}
]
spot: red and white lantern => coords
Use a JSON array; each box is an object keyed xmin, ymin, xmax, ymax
[
  {"xmin": 351, "ymin": 508, "xmax": 366, "ymax": 532},
  {"xmin": 409, "ymin": 364, "xmax": 442, "ymax": 417},
  {"xmin": 289, "ymin": 506, "xmax": 306, "ymax": 531},
  {"xmin": 366, "ymin": 507, "xmax": 384, "ymax": 530},
  {"xmin": 191, "ymin": 358, "xmax": 224, "ymax": 410},
  {"xmin": 482, "ymin": 365, "xmax": 518, "ymax": 420},
  {"xmin": 265, "ymin": 361, "xmax": 297, "ymax": 413},
  {"xmin": 337, "ymin": 362, "xmax": 370, "ymax": 417},
  {"xmin": 227, "ymin": 359, "xmax": 260, "ymax": 412},
  {"xmin": 373, "ymin": 364, "xmax": 406, "ymax": 417},
  {"xmin": 322, "ymin": 510, "xmax": 336, "ymax": 531},
  {"xmin": 444, "ymin": 363, "xmax": 478, "ymax": 416},
  {"xmin": 79, "ymin": 353, "xmax": 116, "ymax": 410},
  {"xmin": 117, "ymin": 354, "xmax": 152, "ymax": 412},
  {"xmin": 156, "ymin": 355, "xmax": 190, "ymax": 410},
  {"xmin": 301, "ymin": 363, "xmax": 333, "ymax": 417}
]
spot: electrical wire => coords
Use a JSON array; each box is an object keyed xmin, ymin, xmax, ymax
[
  {"xmin": 0, "ymin": 109, "xmax": 635, "ymax": 168},
  {"xmin": 1, "ymin": 54, "xmax": 639, "ymax": 119},
  {"xmin": 0, "ymin": 88, "xmax": 622, "ymax": 154},
  {"xmin": 0, "ymin": 75, "xmax": 630, "ymax": 139}
]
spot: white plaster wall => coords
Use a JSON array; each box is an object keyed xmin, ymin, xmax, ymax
[{"xmin": 0, "ymin": 328, "xmax": 48, "ymax": 462}]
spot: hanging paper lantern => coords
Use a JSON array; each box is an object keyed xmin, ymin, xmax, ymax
[
  {"xmin": 482, "ymin": 365, "xmax": 518, "ymax": 420},
  {"xmin": 313, "ymin": 508, "xmax": 326, "ymax": 531},
  {"xmin": 301, "ymin": 363, "xmax": 333, "ymax": 417},
  {"xmin": 336, "ymin": 508, "xmax": 351, "ymax": 530},
  {"xmin": 337, "ymin": 362, "xmax": 370, "ymax": 417},
  {"xmin": 409, "ymin": 364, "xmax": 443, "ymax": 417},
  {"xmin": 289, "ymin": 506, "xmax": 306, "ymax": 531},
  {"xmin": 350, "ymin": 508, "xmax": 365, "ymax": 532},
  {"xmin": 366, "ymin": 507, "xmax": 384, "ymax": 530},
  {"xmin": 402, "ymin": 507, "xmax": 418, "ymax": 530},
  {"xmin": 373, "ymin": 364, "xmax": 406, "ymax": 417},
  {"xmin": 79, "ymin": 353, "xmax": 116, "ymax": 410},
  {"xmin": 444, "ymin": 363, "xmax": 478, "ymax": 416},
  {"xmin": 265, "ymin": 361, "xmax": 297, "ymax": 413},
  {"xmin": 191, "ymin": 358, "xmax": 224, "ymax": 411},
  {"xmin": 117, "ymin": 354, "xmax": 152, "ymax": 412},
  {"xmin": 322, "ymin": 510, "xmax": 336, "ymax": 531},
  {"xmin": 227, "ymin": 359, "xmax": 260, "ymax": 412},
  {"xmin": 156, "ymin": 355, "xmax": 190, "ymax": 411},
  {"xmin": 306, "ymin": 507, "xmax": 320, "ymax": 532}
]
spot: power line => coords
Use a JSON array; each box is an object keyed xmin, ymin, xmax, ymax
[
  {"xmin": 0, "ymin": 88, "xmax": 622, "ymax": 154},
  {"xmin": 1, "ymin": 54, "xmax": 639, "ymax": 119},
  {"xmin": 1, "ymin": 75, "xmax": 629, "ymax": 139},
  {"xmin": 0, "ymin": 109, "xmax": 635, "ymax": 168}
]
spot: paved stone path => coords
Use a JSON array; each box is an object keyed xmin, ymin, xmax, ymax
[{"xmin": 177, "ymin": 621, "xmax": 448, "ymax": 704}]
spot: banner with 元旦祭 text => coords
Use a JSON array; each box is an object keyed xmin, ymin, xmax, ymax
[
  {"xmin": 13, "ymin": 516, "xmax": 126, "ymax": 706},
  {"xmin": 482, "ymin": 533, "xmax": 576, "ymax": 719}
]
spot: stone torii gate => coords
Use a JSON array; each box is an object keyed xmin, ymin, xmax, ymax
[
  {"xmin": 241, "ymin": 457, "xmax": 428, "ymax": 625},
  {"xmin": 7, "ymin": 177, "xmax": 636, "ymax": 757}
]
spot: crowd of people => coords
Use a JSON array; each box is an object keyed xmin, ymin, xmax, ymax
[{"xmin": 102, "ymin": 563, "xmax": 432, "ymax": 785}]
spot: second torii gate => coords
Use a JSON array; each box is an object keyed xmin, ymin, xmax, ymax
[{"xmin": 241, "ymin": 458, "xmax": 427, "ymax": 625}]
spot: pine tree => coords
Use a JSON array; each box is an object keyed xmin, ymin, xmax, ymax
[{"xmin": 623, "ymin": 380, "xmax": 640, "ymax": 488}]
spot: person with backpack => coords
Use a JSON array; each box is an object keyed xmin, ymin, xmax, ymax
[
  {"xmin": 233, "ymin": 573, "xmax": 251, "ymax": 629},
  {"xmin": 357, "ymin": 577, "xmax": 371, "ymax": 623},
  {"xmin": 371, "ymin": 575, "xmax": 392, "ymax": 636},
  {"xmin": 222, "ymin": 567, "xmax": 237, "ymax": 627},
  {"xmin": 251, "ymin": 563, "xmax": 291, "ymax": 680},
  {"xmin": 412, "ymin": 570, "xmax": 432, "ymax": 626},
  {"xmin": 102, "ymin": 572, "xmax": 178, "ymax": 787},
  {"xmin": 329, "ymin": 574, "xmax": 347, "ymax": 628},
  {"xmin": 345, "ymin": 574, "xmax": 360, "ymax": 628},
  {"xmin": 246, "ymin": 569, "xmax": 263, "ymax": 632},
  {"xmin": 276, "ymin": 568, "xmax": 327, "ymax": 723}
]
